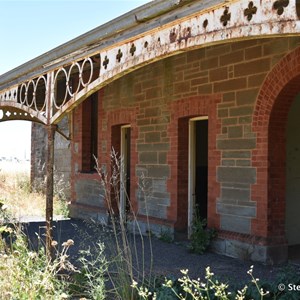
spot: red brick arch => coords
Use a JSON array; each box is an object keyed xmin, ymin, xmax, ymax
[
  {"xmin": 252, "ymin": 47, "xmax": 300, "ymax": 242},
  {"xmin": 167, "ymin": 95, "xmax": 221, "ymax": 231},
  {"xmin": 99, "ymin": 106, "xmax": 138, "ymax": 212}
]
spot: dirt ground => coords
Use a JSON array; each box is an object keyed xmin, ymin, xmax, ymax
[{"xmin": 22, "ymin": 218, "xmax": 291, "ymax": 285}]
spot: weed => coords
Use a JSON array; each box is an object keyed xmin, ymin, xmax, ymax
[
  {"xmin": 133, "ymin": 266, "xmax": 270, "ymax": 300},
  {"xmin": 189, "ymin": 217, "xmax": 216, "ymax": 255},
  {"xmin": 0, "ymin": 226, "xmax": 74, "ymax": 299},
  {"xmin": 54, "ymin": 196, "xmax": 70, "ymax": 218},
  {"xmin": 0, "ymin": 167, "xmax": 69, "ymax": 220},
  {"xmin": 15, "ymin": 172, "xmax": 31, "ymax": 194},
  {"xmin": 0, "ymin": 222, "xmax": 109, "ymax": 299},
  {"xmin": 159, "ymin": 228, "xmax": 174, "ymax": 243},
  {"xmin": 0, "ymin": 198, "xmax": 13, "ymax": 223},
  {"xmin": 32, "ymin": 164, "xmax": 71, "ymax": 218},
  {"xmin": 70, "ymin": 242, "xmax": 108, "ymax": 300}
]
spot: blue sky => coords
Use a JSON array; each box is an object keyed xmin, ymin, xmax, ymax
[{"xmin": 0, "ymin": 0, "xmax": 150, "ymax": 159}]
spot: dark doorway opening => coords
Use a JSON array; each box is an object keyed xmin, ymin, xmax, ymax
[
  {"xmin": 194, "ymin": 119, "xmax": 208, "ymax": 222},
  {"xmin": 121, "ymin": 125, "xmax": 131, "ymax": 218},
  {"xmin": 110, "ymin": 125, "xmax": 131, "ymax": 221},
  {"xmin": 175, "ymin": 117, "xmax": 208, "ymax": 239},
  {"xmin": 286, "ymin": 93, "xmax": 300, "ymax": 264}
]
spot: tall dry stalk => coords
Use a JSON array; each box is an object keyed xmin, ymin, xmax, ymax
[{"xmin": 95, "ymin": 149, "xmax": 154, "ymax": 299}]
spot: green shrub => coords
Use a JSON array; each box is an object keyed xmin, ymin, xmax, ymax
[
  {"xmin": 189, "ymin": 217, "xmax": 216, "ymax": 254},
  {"xmin": 158, "ymin": 228, "xmax": 174, "ymax": 243}
]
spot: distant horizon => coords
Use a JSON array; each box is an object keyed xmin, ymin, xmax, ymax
[{"xmin": 0, "ymin": 153, "xmax": 30, "ymax": 160}]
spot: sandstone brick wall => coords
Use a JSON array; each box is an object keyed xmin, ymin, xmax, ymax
[
  {"xmin": 31, "ymin": 122, "xmax": 47, "ymax": 186},
  {"xmin": 31, "ymin": 116, "xmax": 71, "ymax": 199},
  {"xmin": 70, "ymin": 36, "xmax": 300, "ymax": 245}
]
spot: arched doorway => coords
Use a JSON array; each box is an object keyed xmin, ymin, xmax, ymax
[
  {"xmin": 252, "ymin": 47, "xmax": 300, "ymax": 263},
  {"xmin": 286, "ymin": 93, "xmax": 300, "ymax": 261},
  {"xmin": 267, "ymin": 75, "xmax": 300, "ymax": 262}
]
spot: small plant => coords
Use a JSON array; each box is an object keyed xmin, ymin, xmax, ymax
[
  {"xmin": 0, "ymin": 198, "xmax": 12, "ymax": 223},
  {"xmin": 159, "ymin": 228, "xmax": 174, "ymax": 243},
  {"xmin": 54, "ymin": 196, "xmax": 70, "ymax": 218},
  {"xmin": 189, "ymin": 217, "xmax": 216, "ymax": 254},
  {"xmin": 147, "ymin": 275, "xmax": 182, "ymax": 300},
  {"xmin": 70, "ymin": 242, "xmax": 108, "ymax": 300}
]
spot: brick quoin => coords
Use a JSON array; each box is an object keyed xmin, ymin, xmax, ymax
[
  {"xmin": 252, "ymin": 47, "xmax": 300, "ymax": 242},
  {"xmin": 167, "ymin": 95, "xmax": 221, "ymax": 231}
]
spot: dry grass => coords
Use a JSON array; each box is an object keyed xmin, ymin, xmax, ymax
[{"xmin": 0, "ymin": 162, "xmax": 68, "ymax": 221}]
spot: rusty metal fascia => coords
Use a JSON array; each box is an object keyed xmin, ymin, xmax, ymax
[
  {"xmin": 49, "ymin": 0, "xmax": 300, "ymax": 123},
  {"xmin": 0, "ymin": 101, "xmax": 47, "ymax": 123}
]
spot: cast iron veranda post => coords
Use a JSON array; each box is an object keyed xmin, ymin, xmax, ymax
[
  {"xmin": 45, "ymin": 71, "xmax": 55, "ymax": 260},
  {"xmin": 46, "ymin": 124, "xmax": 56, "ymax": 260}
]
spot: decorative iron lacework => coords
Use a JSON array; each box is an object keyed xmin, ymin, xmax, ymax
[{"xmin": 0, "ymin": 0, "xmax": 298, "ymax": 125}]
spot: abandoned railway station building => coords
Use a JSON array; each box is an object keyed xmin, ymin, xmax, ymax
[{"xmin": 1, "ymin": 0, "xmax": 300, "ymax": 264}]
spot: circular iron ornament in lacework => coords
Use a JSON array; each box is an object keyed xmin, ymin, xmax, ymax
[
  {"xmin": 35, "ymin": 76, "xmax": 47, "ymax": 112},
  {"xmin": 80, "ymin": 58, "xmax": 93, "ymax": 87},
  {"xmin": 53, "ymin": 68, "xmax": 68, "ymax": 109},
  {"xmin": 67, "ymin": 62, "xmax": 81, "ymax": 96}
]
